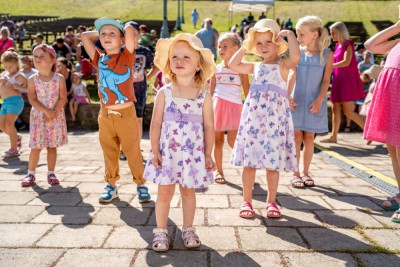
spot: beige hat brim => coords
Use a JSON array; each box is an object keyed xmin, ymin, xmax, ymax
[
  {"xmin": 243, "ymin": 27, "xmax": 289, "ymax": 56},
  {"xmin": 154, "ymin": 33, "xmax": 216, "ymax": 81}
]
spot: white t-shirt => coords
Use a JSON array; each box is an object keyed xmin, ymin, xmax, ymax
[
  {"xmin": 23, "ymin": 68, "xmax": 38, "ymax": 79},
  {"xmin": 214, "ymin": 64, "xmax": 243, "ymax": 104},
  {"xmin": 72, "ymin": 83, "xmax": 86, "ymax": 97}
]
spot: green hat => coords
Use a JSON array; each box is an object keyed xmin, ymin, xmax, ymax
[{"xmin": 94, "ymin": 18, "xmax": 124, "ymax": 35}]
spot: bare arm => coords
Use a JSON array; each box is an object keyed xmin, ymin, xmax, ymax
[
  {"xmin": 76, "ymin": 44, "xmax": 82, "ymax": 60},
  {"xmin": 53, "ymin": 74, "xmax": 67, "ymax": 112},
  {"xmin": 124, "ymin": 24, "xmax": 139, "ymax": 54},
  {"xmin": 149, "ymin": 89, "xmax": 166, "ymax": 168},
  {"xmin": 210, "ymin": 75, "xmax": 216, "ymax": 96},
  {"xmin": 333, "ymin": 45, "xmax": 352, "ymax": 68},
  {"xmin": 146, "ymin": 65, "xmax": 159, "ymax": 81},
  {"xmin": 228, "ymin": 46, "xmax": 254, "ymax": 74},
  {"xmin": 202, "ymin": 90, "xmax": 216, "ymax": 171},
  {"xmin": 365, "ymin": 21, "xmax": 400, "ymax": 54},
  {"xmin": 13, "ymin": 74, "xmax": 28, "ymax": 91},
  {"xmin": 81, "ymin": 31, "xmax": 99, "ymax": 60},
  {"xmin": 279, "ymin": 30, "xmax": 301, "ymax": 70},
  {"xmin": 240, "ymin": 74, "xmax": 250, "ymax": 98},
  {"xmin": 213, "ymin": 29, "xmax": 219, "ymax": 50},
  {"xmin": 83, "ymin": 85, "xmax": 91, "ymax": 102},
  {"xmin": 287, "ymin": 68, "xmax": 297, "ymax": 97}
]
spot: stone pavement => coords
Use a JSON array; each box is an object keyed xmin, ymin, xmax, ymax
[{"xmin": 1, "ymin": 131, "xmax": 400, "ymax": 267}]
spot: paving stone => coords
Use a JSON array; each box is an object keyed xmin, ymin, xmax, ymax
[
  {"xmin": 306, "ymin": 170, "xmax": 350, "ymax": 178},
  {"xmin": 32, "ymin": 206, "xmax": 97, "ymax": 224},
  {"xmin": 203, "ymin": 184, "xmax": 242, "ymax": 195},
  {"xmin": 0, "ymin": 248, "xmax": 64, "ymax": 266},
  {"xmin": 238, "ymin": 227, "xmax": 308, "ymax": 251},
  {"xmin": 0, "ymin": 224, "xmax": 53, "ymax": 247},
  {"xmin": 92, "ymin": 207, "xmax": 151, "ymax": 226},
  {"xmin": 314, "ymin": 210, "xmax": 384, "ymax": 228},
  {"xmin": 129, "ymin": 194, "xmax": 179, "ymax": 208},
  {"xmin": 282, "ymin": 252, "xmax": 357, "ymax": 267},
  {"xmin": 174, "ymin": 226, "xmax": 238, "ymax": 250},
  {"xmin": 196, "ymin": 195, "xmax": 229, "ymax": 208},
  {"xmin": 290, "ymin": 186, "xmax": 338, "ymax": 196},
  {"xmin": 63, "ymin": 174, "xmax": 103, "ymax": 182},
  {"xmin": 207, "ymin": 208, "xmax": 264, "ymax": 226},
  {"xmin": 56, "ymin": 249, "xmax": 134, "ymax": 267},
  {"xmin": 134, "ymin": 251, "xmax": 207, "ymax": 267},
  {"xmin": 266, "ymin": 210, "xmax": 323, "ymax": 227},
  {"xmin": 338, "ymin": 178, "xmax": 375, "ymax": 186},
  {"xmin": 59, "ymin": 165, "xmax": 100, "ymax": 174},
  {"xmin": 368, "ymin": 210, "xmax": 400, "ymax": 229},
  {"xmin": 148, "ymin": 208, "xmax": 204, "ymax": 226},
  {"xmin": 0, "ymin": 181, "xmax": 28, "ymax": 192},
  {"xmin": 321, "ymin": 196, "xmax": 381, "ymax": 210},
  {"xmin": 363, "ymin": 229, "xmax": 400, "ymax": 250},
  {"xmin": 229, "ymin": 195, "xmax": 269, "ymax": 209},
  {"xmin": 27, "ymin": 192, "xmax": 85, "ymax": 206},
  {"xmin": 28, "ymin": 182, "xmax": 80, "ymax": 193},
  {"xmin": 37, "ymin": 224, "xmax": 112, "ymax": 248},
  {"xmin": 332, "ymin": 185, "xmax": 386, "ymax": 197},
  {"xmin": 71, "ymin": 182, "xmax": 108, "ymax": 194},
  {"xmin": 299, "ymin": 228, "xmax": 372, "ymax": 251},
  {"xmin": 0, "ymin": 205, "xmax": 44, "ymax": 223},
  {"xmin": 211, "ymin": 251, "xmax": 282, "ymax": 267},
  {"xmin": 253, "ymin": 184, "xmax": 295, "ymax": 196},
  {"xmin": 78, "ymin": 193, "xmax": 132, "ymax": 208},
  {"xmin": 278, "ymin": 196, "xmax": 332, "ymax": 210},
  {"xmin": 0, "ymin": 191, "xmax": 37, "ymax": 204},
  {"xmin": 356, "ymin": 253, "xmax": 400, "ymax": 267}
]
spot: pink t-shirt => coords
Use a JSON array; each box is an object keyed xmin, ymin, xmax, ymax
[{"xmin": 0, "ymin": 38, "xmax": 13, "ymax": 54}]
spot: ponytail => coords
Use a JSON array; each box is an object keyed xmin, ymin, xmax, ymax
[{"xmin": 317, "ymin": 27, "xmax": 330, "ymax": 63}]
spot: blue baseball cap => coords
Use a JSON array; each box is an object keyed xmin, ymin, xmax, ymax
[
  {"xmin": 95, "ymin": 18, "xmax": 125, "ymax": 35},
  {"xmin": 124, "ymin": 21, "xmax": 139, "ymax": 31}
]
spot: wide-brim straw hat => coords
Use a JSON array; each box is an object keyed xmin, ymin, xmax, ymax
[
  {"xmin": 154, "ymin": 33, "xmax": 216, "ymax": 81},
  {"xmin": 364, "ymin": 64, "xmax": 383, "ymax": 80},
  {"xmin": 243, "ymin": 19, "xmax": 288, "ymax": 56}
]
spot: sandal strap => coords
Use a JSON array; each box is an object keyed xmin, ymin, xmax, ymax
[
  {"xmin": 241, "ymin": 202, "xmax": 253, "ymax": 209},
  {"xmin": 153, "ymin": 228, "xmax": 168, "ymax": 235},
  {"xmin": 291, "ymin": 176, "xmax": 303, "ymax": 183},
  {"xmin": 266, "ymin": 203, "xmax": 279, "ymax": 211},
  {"xmin": 182, "ymin": 227, "xmax": 200, "ymax": 245}
]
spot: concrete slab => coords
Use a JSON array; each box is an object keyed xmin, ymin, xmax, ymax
[
  {"xmin": 56, "ymin": 249, "xmax": 134, "ymax": 267},
  {"xmin": 196, "ymin": 195, "xmax": 229, "ymax": 208},
  {"xmin": 363, "ymin": 229, "xmax": 400, "ymax": 250},
  {"xmin": 148, "ymin": 208, "xmax": 204, "ymax": 226},
  {"xmin": 133, "ymin": 251, "xmax": 207, "ymax": 267},
  {"xmin": 0, "ymin": 191, "xmax": 37, "ymax": 204},
  {"xmin": 207, "ymin": 208, "xmax": 264, "ymax": 227},
  {"xmin": 211, "ymin": 251, "xmax": 283, "ymax": 266},
  {"xmin": 92, "ymin": 207, "xmax": 151, "ymax": 226},
  {"xmin": 265, "ymin": 210, "xmax": 323, "ymax": 227},
  {"xmin": 0, "ymin": 248, "xmax": 64, "ymax": 266},
  {"xmin": 282, "ymin": 252, "xmax": 357, "ymax": 267},
  {"xmin": 314, "ymin": 210, "xmax": 384, "ymax": 228},
  {"xmin": 27, "ymin": 192, "xmax": 85, "ymax": 206},
  {"xmin": 0, "ymin": 223, "xmax": 53, "ymax": 247},
  {"xmin": 0, "ymin": 205, "xmax": 44, "ymax": 223},
  {"xmin": 278, "ymin": 196, "xmax": 332, "ymax": 210},
  {"xmin": 356, "ymin": 253, "xmax": 400, "ymax": 267},
  {"xmin": 321, "ymin": 196, "xmax": 381, "ymax": 210}
]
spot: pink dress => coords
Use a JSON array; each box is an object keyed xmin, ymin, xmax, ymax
[
  {"xmin": 29, "ymin": 73, "xmax": 68, "ymax": 149},
  {"xmin": 331, "ymin": 40, "xmax": 365, "ymax": 103},
  {"xmin": 364, "ymin": 42, "xmax": 400, "ymax": 147}
]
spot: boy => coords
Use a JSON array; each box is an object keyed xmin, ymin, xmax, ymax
[{"xmin": 82, "ymin": 18, "xmax": 150, "ymax": 203}]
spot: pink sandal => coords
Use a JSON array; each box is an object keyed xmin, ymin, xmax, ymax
[
  {"xmin": 239, "ymin": 202, "xmax": 255, "ymax": 218},
  {"xmin": 182, "ymin": 226, "xmax": 201, "ymax": 248},
  {"xmin": 266, "ymin": 203, "xmax": 281, "ymax": 218},
  {"xmin": 152, "ymin": 228, "xmax": 169, "ymax": 252}
]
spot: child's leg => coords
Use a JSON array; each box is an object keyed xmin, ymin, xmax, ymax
[
  {"xmin": 179, "ymin": 185, "xmax": 196, "ymax": 227},
  {"xmin": 69, "ymin": 99, "xmax": 75, "ymax": 121},
  {"xmin": 303, "ymin": 132, "xmax": 315, "ymax": 175},
  {"xmin": 46, "ymin": 147, "xmax": 57, "ymax": 172},
  {"xmin": 342, "ymin": 102, "xmax": 365, "ymax": 130},
  {"xmin": 345, "ymin": 116, "xmax": 351, "ymax": 131},
  {"xmin": 226, "ymin": 130, "xmax": 238, "ymax": 149},
  {"xmin": 29, "ymin": 148, "xmax": 42, "ymax": 171},
  {"xmin": 73, "ymin": 101, "xmax": 80, "ymax": 120},
  {"xmin": 0, "ymin": 116, "xmax": 7, "ymax": 134},
  {"xmin": 5, "ymin": 114, "xmax": 19, "ymax": 150},
  {"xmin": 266, "ymin": 170, "xmax": 279, "ymax": 204},
  {"xmin": 155, "ymin": 184, "xmax": 176, "ymax": 228},
  {"xmin": 242, "ymin": 167, "xmax": 256, "ymax": 203},
  {"xmin": 214, "ymin": 131, "xmax": 225, "ymax": 174},
  {"xmin": 293, "ymin": 130, "xmax": 303, "ymax": 178},
  {"xmin": 387, "ymin": 144, "xmax": 400, "ymax": 189}
]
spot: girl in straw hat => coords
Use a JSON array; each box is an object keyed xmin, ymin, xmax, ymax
[
  {"xmin": 143, "ymin": 33, "xmax": 216, "ymax": 251},
  {"xmin": 229, "ymin": 19, "xmax": 300, "ymax": 219}
]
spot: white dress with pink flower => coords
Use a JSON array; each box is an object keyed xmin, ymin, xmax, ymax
[{"xmin": 144, "ymin": 85, "xmax": 214, "ymax": 188}]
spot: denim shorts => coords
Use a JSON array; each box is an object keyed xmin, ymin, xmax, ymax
[
  {"xmin": 134, "ymin": 88, "xmax": 147, "ymax": 118},
  {"xmin": 0, "ymin": 95, "xmax": 24, "ymax": 116}
]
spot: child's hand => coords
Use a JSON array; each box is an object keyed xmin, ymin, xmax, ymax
[
  {"xmin": 205, "ymin": 155, "xmax": 216, "ymax": 172},
  {"xmin": 151, "ymin": 151, "xmax": 163, "ymax": 169},
  {"xmin": 288, "ymin": 96, "xmax": 297, "ymax": 111},
  {"xmin": 45, "ymin": 110, "xmax": 56, "ymax": 120},
  {"xmin": 309, "ymin": 98, "xmax": 323, "ymax": 114},
  {"xmin": 275, "ymin": 30, "xmax": 295, "ymax": 43}
]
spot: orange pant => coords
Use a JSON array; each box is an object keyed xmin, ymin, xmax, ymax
[{"xmin": 98, "ymin": 105, "xmax": 145, "ymax": 185}]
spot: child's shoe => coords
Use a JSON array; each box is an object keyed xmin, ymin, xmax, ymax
[
  {"xmin": 17, "ymin": 135, "xmax": 22, "ymax": 151},
  {"xmin": 152, "ymin": 228, "xmax": 169, "ymax": 252},
  {"xmin": 137, "ymin": 184, "xmax": 151, "ymax": 203},
  {"xmin": 47, "ymin": 174, "xmax": 60, "ymax": 185},
  {"xmin": 2, "ymin": 149, "xmax": 20, "ymax": 158},
  {"xmin": 99, "ymin": 184, "xmax": 119, "ymax": 203},
  {"xmin": 21, "ymin": 174, "xmax": 36, "ymax": 187},
  {"xmin": 182, "ymin": 226, "xmax": 201, "ymax": 248}
]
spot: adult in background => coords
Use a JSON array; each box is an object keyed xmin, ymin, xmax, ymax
[
  {"xmin": 0, "ymin": 16, "xmax": 16, "ymax": 38},
  {"xmin": 52, "ymin": 37, "xmax": 72, "ymax": 61},
  {"xmin": 195, "ymin": 18, "xmax": 219, "ymax": 61},
  {"xmin": 322, "ymin": 22, "xmax": 365, "ymax": 143},
  {"xmin": 56, "ymin": 57, "xmax": 73, "ymax": 101},
  {"xmin": 0, "ymin": 27, "xmax": 15, "ymax": 56},
  {"xmin": 259, "ymin": 12, "xmax": 266, "ymax": 20},
  {"xmin": 191, "ymin": 9, "xmax": 199, "ymax": 29},
  {"xmin": 64, "ymin": 25, "xmax": 77, "ymax": 52}
]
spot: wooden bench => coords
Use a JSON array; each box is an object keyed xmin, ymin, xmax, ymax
[{"xmin": 325, "ymin": 21, "xmax": 368, "ymax": 43}]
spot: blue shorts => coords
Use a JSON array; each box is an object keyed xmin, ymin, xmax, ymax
[
  {"xmin": 0, "ymin": 95, "xmax": 24, "ymax": 116},
  {"xmin": 134, "ymin": 89, "xmax": 147, "ymax": 118}
]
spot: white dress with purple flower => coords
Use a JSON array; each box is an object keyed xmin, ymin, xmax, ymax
[
  {"xmin": 144, "ymin": 85, "xmax": 214, "ymax": 188},
  {"xmin": 231, "ymin": 62, "xmax": 297, "ymax": 171}
]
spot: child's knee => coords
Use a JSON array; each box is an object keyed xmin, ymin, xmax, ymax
[{"xmin": 179, "ymin": 186, "xmax": 195, "ymax": 198}]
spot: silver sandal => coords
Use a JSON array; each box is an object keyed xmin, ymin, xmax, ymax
[
  {"xmin": 182, "ymin": 226, "xmax": 201, "ymax": 248},
  {"xmin": 152, "ymin": 228, "xmax": 169, "ymax": 252}
]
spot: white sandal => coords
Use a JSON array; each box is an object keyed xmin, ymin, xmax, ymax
[
  {"xmin": 152, "ymin": 228, "xmax": 169, "ymax": 252},
  {"xmin": 182, "ymin": 226, "xmax": 201, "ymax": 248}
]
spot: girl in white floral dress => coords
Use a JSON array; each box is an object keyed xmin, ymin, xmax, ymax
[{"xmin": 229, "ymin": 19, "xmax": 300, "ymax": 219}]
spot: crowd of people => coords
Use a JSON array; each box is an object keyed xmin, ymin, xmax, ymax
[{"xmin": 0, "ymin": 13, "xmax": 399, "ymax": 253}]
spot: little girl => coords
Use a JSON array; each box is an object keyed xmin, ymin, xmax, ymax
[
  {"xmin": 289, "ymin": 16, "xmax": 333, "ymax": 188},
  {"xmin": 0, "ymin": 50, "xmax": 27, "ymax": 157},
  {"xmin": 144, "ymin": 33, "xmax": 216, "ymax": 251},
  {"xmin": 363, "ymin": 21, "xmax": 400, "ymax": 223},
  {"xmin": 211, "ymin": 32, "xmax": 249, "ymax": 184},
  {"xmin": 21, "ymin": 44, "xmax": 68, "ymax": 187},
  {"xmin": 229, "ymin": 19, "xmax": 300, "ymax": 218},
  {"xmin": 69, "ymin": 72, "xmax": 90, "ymax": 122}
]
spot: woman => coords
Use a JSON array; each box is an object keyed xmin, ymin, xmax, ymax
[
  {"xmin": 0, "ymin": 27, "xmax": 15, "ymax": 56},
  {"xmin": 56, "ymin": 57, "xmax": 73, "ymax": 101}
]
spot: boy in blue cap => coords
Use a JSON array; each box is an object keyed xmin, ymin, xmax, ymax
[{"xmin": 82, "ymin": 18, "xmax": 151, "ymax": 203}]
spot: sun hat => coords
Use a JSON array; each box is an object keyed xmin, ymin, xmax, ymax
[
  {"xmin": 154, "ymin": 33, "xmax": 216, "ymax": 81},
  {"xmin": 243, "ymin": 19, "xmax": 288, "ymax": 56},
  {"xmin": 94, "ymin": 18, "xmax": 125, "ymax": 35},
  {"xmin": 364, "ymin": 64, "xmax": 383, "ymax": 80}
]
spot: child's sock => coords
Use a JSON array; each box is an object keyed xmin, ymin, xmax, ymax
[
  {"xmin": 28, "ymin": 170, "xmax": 35, "ymax": 176},
  {"xmin": 48, "ymin": 171, "xmax": 55, "ymax": 176}
]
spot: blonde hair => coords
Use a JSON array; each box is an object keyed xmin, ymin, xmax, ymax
[
  {"xmin": 164, "ymin": 40, "xmax": 208, "ymax": 88},
  {"xmin": 329, "ymin": 21, "xmax": 349, "ymax": 41},
  {"xmin": 218, "ymin": 32, "xmax": 242, "ymax": 48},
  {"xmin": 296, "ymin": 15, "xmax": 330, "ymax": 63},
  {"xmin": 1, "ymin": 50, "xmax": 21, "ymax": 71},
  {"xmin": 0, "ymin": 26, "xmax": 9, "ymax": 35}
]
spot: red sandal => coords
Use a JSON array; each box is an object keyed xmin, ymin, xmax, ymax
[
  {"xmin": 266, "ymin": 203, "xmax": 281, "ymax": 218},
  {"xmin": 239, "ymin": 202, "xmax": 255, "ymax": 218}
]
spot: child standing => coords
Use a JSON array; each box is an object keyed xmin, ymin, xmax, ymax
[
  {"xmin": 22, "ymin": 45, "xmax": 68, "ymax": 186},
  {"xmin": 69, "ymin": 72, "xmax": 90, "ymax": 122},
  {"xmin": 290, "ymin": 16, "xmax": 333, "ymax": 188},
  {"xmin": 211, "ymin": 32, "xmax": 249, "ymax": 184},
  {"xmin": 0, "ymin": 50, "xmax": 27, "ymax": 157},
  {"xmin": 82, "ymin": 18, "xmax": 150, "ymax": 203},
  {"xmin": 144, "ymin": 33, "xmax": 216, "ymax": 251},
  {"xmin": 229, "ymin": 19, "xmax": 300, "ymax": 218},
  {"xmin": 363, "ymin": 21, "xmax": 400, "ymax": 223}
]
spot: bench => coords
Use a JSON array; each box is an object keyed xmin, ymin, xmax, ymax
[{"xmin": 325, "ymin": 21, "xmax": 368, "ymax": 43}]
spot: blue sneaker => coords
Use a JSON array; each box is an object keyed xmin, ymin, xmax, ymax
[
  {"xmin": 137, "ymin": 185, "xmax": 151, "ymax": 203},
  {"xmin": 99, "ymin": 184, "xmax": 119, "ymax": 203}
]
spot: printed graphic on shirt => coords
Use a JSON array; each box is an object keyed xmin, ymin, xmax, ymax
[{"xmin": 133, "ymin": 54, "xmax": 146, "ymax": 83}]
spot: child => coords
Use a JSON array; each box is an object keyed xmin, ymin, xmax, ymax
[
  {"xmin": 363, "ymin": 21, "xmax": 400, "ymax": 223},
  {"xmin": 211, "ymin": 32, "xmax": 249, "ymax": 184},
  {"xmin": 69, "ymin": 72, "xmax": 90, "ymax": 122},
  {"xmin": 229, "ymin": 19, "xmax": 300, "ymax": 218},
  {"xmin": 289, "ymin": 16, "xmax": 333, "ymax": 188},
  {"xmin": 359, "ymin": 65, "xmax": 382, "ymax": 117},
  {"xmin": 81, "ymin": 18, "xmax": 151, "ymax": 203},
  {"xmin": 358, "ymin": 50, "xmax": 373, "ymax": 74},
  {"xmin": 144, "ymin": 33, "xmax": 216, "ymax": 251},
  {"xmin": 0, "ymin": 50, "xmax": 27, "ymax": 157},
  {"xmin": 22, "ymin": 44, "xmax": 68, "ymax": 186}
]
